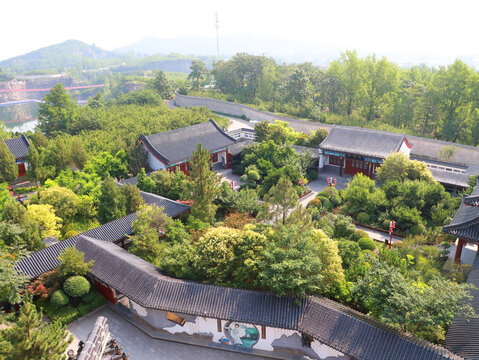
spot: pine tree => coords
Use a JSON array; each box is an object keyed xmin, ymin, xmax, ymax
[
  {"xmin": 0, "ymin": 142, "xmax": 17, "ymax": 183},
  {"xmin": 259, "ymin": 176, "xmax": 299, "ymax": 225},
  {"xmin": 187, "ymin": 144, "xmax": 220, "ymax": 223},
  {"xmin": 0, "ymin": 297, "xmax": 73, "ymax": 360},
  {"xmin": 97, "ymin": 178, "xmax": 126, "ymax": 224}
]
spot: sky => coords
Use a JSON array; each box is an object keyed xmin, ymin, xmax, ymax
[{"xmin": 2, "ymin": 0, "xmax": 478, "ymax": 64}]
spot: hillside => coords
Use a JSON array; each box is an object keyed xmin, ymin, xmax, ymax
[{"xmin": 0, "ymin": 40, "xmax": 123, "ymax": 74}]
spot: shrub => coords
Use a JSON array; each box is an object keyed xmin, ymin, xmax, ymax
[
  {"xmin": 63, "ymin": 230, "xmax": 79, "ymax": 239},
  {"xmin": 306, "ymin": 169, "xmax": 318, "ymax": 181},
  {"xmin": 316, "ymin": 195, "xmax": 329, "ymax": 206},
  {"xmin": 322, "ymin": 199, "xmax": 333, "ymax": 211},
  {"xmin": 50, "ymin": 290, "xmax": 69, "ymax": 307},
  {"xmin": 307, "ymin": 198, "xmax": 321, "ymax": 208},
  {"xmin": 338, "ymin": 189, "xmax": 347, "ymax": 199},
  {"xmin": 410, "ymin": 224, "xmax": 426, "ymax": 235},
  {"xmin": 64, "ymin": 276, "xmax": 91, "ymax": 298},
  {"xmin": 81, "ymin": 291, "xmax": 96, "ymax": 303},
  {"xmin": 382, "ymin": 219, "xmax": 392, "ymax": 230},
  {"xmin": 321, "ymin": 187, "xmax": 338, "ymax": 198},
  {"xmin": 353, "ymin": 230, "xmax": 370, "ymax": 242},
  {"xmin": 358, "ymin": 238, "xmax": 376, "ymax": 251},
  {"xmin": 356, "ymin": 212, "xmax": 370, "ymax": 224},
  {"xmin": 78, "ymin": 303, "xmax": 92, "ymax": 317},
  {"xmin": 331, "ymin": 195, "xmax": 342, "ymax": 206},
  {"xmin": 52, "ymin": 305, "xmax": 79, "ymax": 324}
]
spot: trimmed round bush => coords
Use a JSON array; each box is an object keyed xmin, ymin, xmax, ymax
[
  {"xmin": 50, "ymin": 290, "xmax": 69, "ymax": 307},
  {"xmin": 64, "ymin": 276, "xmax": 91, "ymax": 298},
  {"xmin": 321, "ymin": 187, "xmax": 338, "ymax": 198},
  {"xmin": 331, "ymin": 195, "xmax": 342, "ymax": 206},
  {"xmin": 354, "ymin": 229, "xmax": 370, "ymax": 241},
  {"xmin": 356, "ymin": 212, "xmax": 370, "ymax": 224},
  {"xmin": 307, "ymin": 198, "xmax": 321, "ymax": 208},
  {"xmin": 358, "ymin": 238, "xmax": 376, "ymax": 251}
]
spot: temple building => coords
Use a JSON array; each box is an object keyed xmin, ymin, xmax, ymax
[
  {"xmin": 319, "ymin": 126, "xmax": 412, "ymax": 178},
  {"xmin": 138, "ymin": 120, "xmax": 236, "ymax": 175},
  {"xmin": 4, "ymin": 134, "xmax": 30, "ymax": 178},
  {"xmin": 443, "ymin": 182, "xmax": 479, "ymax": 263}
]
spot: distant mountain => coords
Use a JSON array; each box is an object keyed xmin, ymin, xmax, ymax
[
  {"xmin": 0, "ymin": 40, "xmax": 123, "ymax": 74},
  {"xmin": 114, "ymin": 35, "xmax": 340, "ymax": 65}
]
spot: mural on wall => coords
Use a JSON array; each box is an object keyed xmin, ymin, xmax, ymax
[{"xmin": 220, "ymin": 321, "xmax": 259, "ymax": 348}]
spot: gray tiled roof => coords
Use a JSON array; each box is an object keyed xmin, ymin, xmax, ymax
[
  {"xmin": 443, "ymin": 185, "xmax": 479, "ymax": 242},
  {"xmin": 74, "ymin": 236, "xmax": 462, "ymax": 360},
  {"xmin": 444, "ymin": 255, "xmax": 479, "ymax": 360},
  {"xmin": 138, "ymin": 119, "xmax": 236, "ymax": 165},
  {"xmin": 15, "ymin": 192, "xmax": 190, "ymax": 279},
  {"xmin": 291, "ymin": 145, "xmax": 320, "ymax": 157},
  {"xmin": 227, "ymin": 139, "xmax": 254, "ymax": 156},
  {"xmin": 430, "ymin": 168, "xmax": 470, "ymax": 188},
  {"xmin": 4, "ymin": 134, "xmax": 30, "ymax": 159},
  {"xmin": 320, "ymin": 126, "xmax": 406, "ymax": 159}
]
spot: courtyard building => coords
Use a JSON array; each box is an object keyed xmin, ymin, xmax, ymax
[
  {"xmin": 4, "ymin": 134, "xmax": 30, "ymax": 178},
  {"xmin": 138, "ymin": 119, "xmax": 236, "ymax": 175},
  {"xmin": 319, "ymin": 126, "xmax": 411, "ymax": 178}
]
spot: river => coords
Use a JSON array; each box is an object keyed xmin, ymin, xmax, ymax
[{"xmin": 0, "ymin": 102, "xmax": 39, "ymax": 133}]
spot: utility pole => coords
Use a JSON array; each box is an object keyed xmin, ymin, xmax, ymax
[{"xmin": 215, "ymin": 12, "xmax": 219, "ymax": 59}]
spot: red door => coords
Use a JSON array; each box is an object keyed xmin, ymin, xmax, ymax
[{"xmin": 18, "ymin": 164, "xmax": 26, "ymax": 177}]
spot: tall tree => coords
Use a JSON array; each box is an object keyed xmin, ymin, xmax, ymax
[
  {"xmin": 151, "ymin": 70, "xmax": 174, "ymax": 99},
  {"xmin": 97, "ymin": 178, "xmax": 126, "ymax": 224},
  {"xmin": 0, "ymin": 298, "xmax": 73, "ymax": 360},
  {"xmin": 120, "ymin": 183, "xmax": 145, "ymax": 214},
  {"xmin": 328, "ymin": 50, "xmax": 364, "ymax": 116},
  {"xmin": 129, "ymin": 205, "xmax": 169, "ymax": 263},
  {"xmin": 38, "ymin": 83, "xmax": 79, "ymax": 136},
  {"xmin": 187, "ymin": 144, "xmax": 220, "ymax": 223},
  {"xmin": 364, "ymin": 55, "xmax": 399, "ymax": 121},
  {"xmin": 0, "ymin": 141, "xmax": 17, "ymax": 183},
  {"xmin": 188, "ymin": 59, "xmax": 208, "ymax": 90},
  {"xmin": 0, "ymin": 248, "xmax": 29, "ymax": 304},
  {"xmin": 58, "ymin": 246, "xmax": 94, "ymax": 278},
  {"xmin": 25, "ymin": 144, "xmax": 48, "ymax": 185},
  {"xmin": 284, "ymin": 68, "xmax": 312, "ymax": 117},
  {"xmin": 259, "ymin": 176, "xmax": 298, "ymax": 225}
]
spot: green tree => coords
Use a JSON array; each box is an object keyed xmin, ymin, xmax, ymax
[
  {"xmin": 129, "ymin": 205, "xmax": 169, "ymax": 263},
  {"xmin": 0, "ymin": 141, "xmax": 17, "ymax": 183},
  {"xmin": 97, "ymin": 178, "xmax": 126, "ymax": 224},
  {"xmin": 121, "ymin": 184, "xmax": 145, "ymax": 214},
  {"xmin": 151, "ymin": 70, "xmax": 174, "ymax": 99},
  {"xmin": 38, "ymin": 83, "xmax": 79, "ymax": 135},
  {"xmin": 188, "ymin": 59, "xmax": 208, "ymax": 90},
  {"xmin": 328, "ymin": 50, "xmax": 364, "ymax": 116},
  {"xmin": 0, "ymin": 298, "xmax": 73, "ymax": 360},
  {"xmin": 26, "ymin": 144, "xmax": 48, "ymax": 185},
  {"xmin": 27, "ymin": 204, "xmax": 62, "ymax": 238},
  {"xmin": 0, "ymin": 248, "xmax": 29, "ymax": 304},
  {"xmin": 364, "ymin": 55, "xmax": 399, "ymax": 121},
  {"xmin": 284, "ymin": 68, "xmax": 312, "ymax": 117},
  {"xmin": 33, "ymin": 186, "xmax": 80, "ymax": 220},
  {"xmin": 376, "ymin": 153, "xmax": 434, "ymax": 183},
  {"xmin": 260, "ymin": 226, "xmax": 324, "ymax": 298},
  {"xmin": 57, "ymin": 246, "xmax": 94, "ymax": 278},
  {"xmin": 259, "ymin": 176, "xmax": 299, "ymax": 225},
  {"xmin": 187, "ymin": 144, "xmax": 220, "ymax": 223}
]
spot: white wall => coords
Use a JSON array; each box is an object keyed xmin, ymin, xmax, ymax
[
  {"xmin": 398, "ymin": 139, "xmax": 412, "ymax": 157},
  {"xmin": 143, "ymin": 144, "xmax": 166, "ymax": 171},
  {"xmin": 128, "ymin": 300, "xmax": 347, "ymax": 359}
]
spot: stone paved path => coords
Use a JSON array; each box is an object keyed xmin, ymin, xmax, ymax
[{"xmin": 67, "ymin": 306, "xmax": 269, "ymax": 360}]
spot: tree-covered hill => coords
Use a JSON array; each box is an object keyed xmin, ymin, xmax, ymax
[{"xmin": 0, "ymin": 40, "xmax": 123, "ymax": 74}]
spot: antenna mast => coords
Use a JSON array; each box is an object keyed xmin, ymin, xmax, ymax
[{"xmin": 215, "ymin": 12, "xmax": 219, "ymax": 58}]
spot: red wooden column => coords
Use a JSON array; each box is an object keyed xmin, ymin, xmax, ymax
[
  {"xmin": 339, "ymin": 157, "xmax": 343, "ymax": 177},
  {"xmin": 454, "ymin": 238, "xmax": 466, "ymax": 263}
]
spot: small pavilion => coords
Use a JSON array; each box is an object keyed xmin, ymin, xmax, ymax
[{"xmin": 443, "ymin": 180, "xmax": 479, "ymax": 262}]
